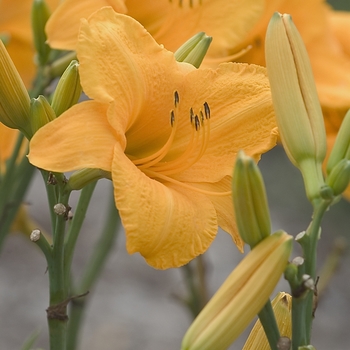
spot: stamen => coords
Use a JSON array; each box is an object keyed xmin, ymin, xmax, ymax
[
  {"xmin": 169, "ymin": 0, "xmax": 202, "ymax": 8},
  {"xmin": 143, "ymin": 169, "xmax": 231, "ymax": 197},
  {"xmin": 129, "ymin": 92, "xmax": 225, "ymax": 195}
]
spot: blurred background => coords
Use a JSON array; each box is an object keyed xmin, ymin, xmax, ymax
[{"xmin": 1, "ymin": 1, "xmax": 350, "ymax": 349}]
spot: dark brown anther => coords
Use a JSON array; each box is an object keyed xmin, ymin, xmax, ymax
[
  {"xmin": 194, "ymin": 115, "xmax": 200, "ymax": 131},
  {"xmin": 203, "ymin": 102, "xmax": 210, "ymax": 119},
  {"xmin": 170, "ymin": 110, "xmax": 175, "ymax": 127},
  {"xmin": 174, "ymin": 90, "xmax": 179, "ymax": 107},
  {"xmin": 190, "ymin": 108, "xmax": 195, "ymax": 124},
  {"xmin": 200, "ymin": 110, "xmax": 204, "ymax": 123}
]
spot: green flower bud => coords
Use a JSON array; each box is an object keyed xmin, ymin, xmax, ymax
[
  {"xmin": 0, "ymin": 40, "xmax": 31, "ymax": 138},
  {"xmin": 174, "ymin": 32, "xmax": 212, "ymax": 68},
  {"xmin": 30, "ymin": 95, "xmax": 56, "ymax": 135},
  {"xmin": 326, "ymin": 159, "xmax": 350, "ymax": 196},
  {"xmin": 265, "ymin": 13, "xmax": 326, "ymax": 202},
  {"xmin": 327, "ymin": 109, "xmax": 350, "ymax": 175},
  {"xmin": 31, "ymin": 0, "xmax": 51, "ymax": 65},
  {"xmin": 232, "ymin": 150, "xmax": 271, "ymax": 248},
  {"xmin": 51, "ymin": 60, "xmax": 82, "ymax": 117},
  {"xmin": 67, "ymin": 168, "xmax": 111, "ymax": 191}
]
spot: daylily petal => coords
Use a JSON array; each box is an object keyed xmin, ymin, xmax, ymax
[
  {"xmin": 171, "ymin": 63, "xmax": 277, "ymax": 183},
  {"xmin": 28, "ymin": 101, "xmax": 116, "ymax": 172},
  {"xmin": 0, "ymin": 123, "xmax": 19, "ymax": 171},
  {"xmin": 112, "ymin": 143, "xmax": 218, "ymax": 269},
  {"xmin": 46, "ymin": 0, "xmax": 127, "ymax": 50},
  {"xmin": 189, "ymin": 176, "xmax": 244, "ymax": 252},
  {"xmin": 77, "ymin": 8, "xmax": 187, "ymax": 133},
  {"xmin": 125, "ymin": 0, "xmax": 265, "ymax": 60}
]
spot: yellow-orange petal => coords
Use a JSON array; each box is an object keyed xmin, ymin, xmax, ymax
[
  {"xmin": 189, "ymin": 176, "xmax": 244, "ymax": 252},
  {"xmin": 171, "ymin": 63, "xmax": 277, "ymax": 183},
  {"xmin": 0, "ymin": 123, "xmax": 19, "ymax": 171},
  {"xmin": 45, "ymin": 0, "xmax": 127, "ymax": 50},
  {"xmin": 125, "ymin": 0, "xmax": 264, "ymax": 61},
  {"xmin": 28, "ymin": 101, "xmax": 116, "ymax": 172},
  {"xmin": 77, "ymin": 8, "xmax": 185, "ymax": 132},
  {"xmin": 329, "ymin": 11, "xmax": 350, "ymax": 57},
  {"xmin": 112, "ymin": 143, "xmax": 218, "ymax": 269}
]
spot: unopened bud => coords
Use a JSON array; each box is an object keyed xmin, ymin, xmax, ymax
[
  {"xmin": 232, "ymin": 150, "xmax": 271, "ymax": 248},
  {"xmin": 0, "ymin": 41, "xmax": 31, "ymax": 138},
  {"xmin": 174, "ymin": 32, "xmax": 212, "ymax": 68},
  {"xmin": 326, "ymin": 159, "xmax": 350, "ymax": 196},
  {"xmin": 30, "ymin": 95, "xmax": 56, "ymax": 135},
  {"xmin": 242, "ymin": 292, "xmax": 292, "ymax": 350},
  {"xmin": 327, "ymin": 109, "xmax": 350, "ymax": 175},
  {"xmin": 265, "ymin": 13, "xmax": 326, "ymax": 202},
  {"xmin": 31, "ymin": 0, "xmax": 51, "ymax": 65},
  {"xmin": 51, "ymin": 60, "xmax": 82, "ymax": 116}
]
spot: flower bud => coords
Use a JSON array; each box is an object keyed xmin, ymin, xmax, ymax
[
  {"xmin": 31, "ymin": 0, "xmax": 51, "ymax": 65},
  {"xmin": 232, "ymin": 150, "xmax": 271, "ymax": 248},
  {"xmin": 327, "ymin": 109, "xmax": 350, "ymax": 175},
  {"xmin": 51, "ymin": 60, "xmax": 82, "ymax": 117},
  {"xmin": 67, "ymin": 168, "xmax": 111, "ymax": 191},
  {"xmin": 265, "ymin": 13, "xmax": 326, "ymax": 202},
  {"xmin": 242, "ymin": 292, "xmax": 292, "ymax": 350},
  {"xmin": 181, "ymin": 231, "xmax": 292, "ymax": 350},
  {"xmin": 0, "ymin": 40, "xmax": 31, "ymax": 138},
  {"xmin": 174, "ymin": 32, "xmax": 212, "ymax": 68},
  {"xmin": 326, "ymin": 159, "xmax": 350, "ymax": 196},
  {"xmin": 30, "ymin": 95, "xmax": 56, "ymax": 135}
]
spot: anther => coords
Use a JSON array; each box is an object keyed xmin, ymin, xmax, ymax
[
  {"xmin": 174, "ymin": 90, "xmax": 179, "ymax": 107},
  {"xmin": 200, "ymin": 110, "xmax": 204, "ymax": 123},
  {"xmin": 170, "ymin": 110, "xmax": 175, "ymax": 127},
  {"xmin": 204, "ymin": 102, "xmax": 210, "ymax": 119},
  {"xmin": 190, "ymin": 108, "xmax": 195, "ymax": 124},
  {"xmin": 194, "ymin": 115, "xmax": 200, "ymax": 131}
]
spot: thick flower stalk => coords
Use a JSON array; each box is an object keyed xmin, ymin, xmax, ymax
[
  {"xmin": 28, "ymin": 8, "xmax": 278, "ymax": 269},
  {"xmin": 265, "ymin": 12, "xmax": 327, "ymax": 203},
  {"xmin": 242, "ymin": 292, "xmax": 292, "ymax": 350},
  {"xmin": 181, "ymin": 231, "xmax": 293, "ymax": 350}
]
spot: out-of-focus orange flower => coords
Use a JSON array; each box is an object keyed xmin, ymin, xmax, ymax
[{"xmin": 0, "ymin": 0, "xmax": 59, "ymax": 87}]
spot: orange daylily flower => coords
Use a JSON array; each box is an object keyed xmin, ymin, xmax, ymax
[
  {"xmin": 0, "ymin": 0, "xmax": 59, "ymax": 87},
  {"xmin": 45, "ymin": 0, "xmax": 264, "ymax": 60},
  {"xmin": 29, "ymin": 8, "xmax": 277, "ymax": 269}
]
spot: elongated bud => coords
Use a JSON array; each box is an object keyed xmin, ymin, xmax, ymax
[
  {"xmin": 326, "ymin": 159, "xmax": 350, "ymax": 196},
  {"xmin": 31, "ymin": 0, "xmax": 51, "ymax": 65},
  {"xmin": 327, "ymin": 109, "xmax": 350, "ymax": 175},
  {"xmin": 232, "ymin": 150, "xmax": 271, "ymax": 248},
  {"xmin": 67, "ymin": 168, "xmax": 111, "ymax": 191},
  {"xmin": 181, "ymin": 231, "xmax": 292, "ymax": 350},
  {"xmin": 30, "ymin": 95, "xmax": 56, "ymax": 135},
  {"xmin": 174, "ymin": 32, "xmax": 212, "ymax": 68},
  {"xmin": 0, "ymin": 41, "xmax": 31, "ymax": 138},
  {"xmin": 242, "ymin": 292, "xmax": 292, "ymax": 350},
  {"xmin": 51, "ymin": 60, "xmax": 82, "ymax": 116},
  {"xmin": 265, "ymin": 13, "xmax": 326, "ymax": 202}
]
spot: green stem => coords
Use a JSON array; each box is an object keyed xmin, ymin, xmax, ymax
[
  {"xmin": 66, "ymin": 189, "xmax": 120, "ymax": 350},
  {"xmin": 292, "ymin": 199, "xmax": 330, "ymax": 349},
  {"xmin": 47, "ymin": 186, "xmax": 71, "ymax": 350},
  {"xmin": 64, "ymin": 181, "xmax": 97, "ymax": 289},
  {"xmin": 258, "ymin": 300, "xmax": 280, "ymax": 350},
  {"xmin": 0, "ymin": 140, "xmax": 35, "ymax": 249}
]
